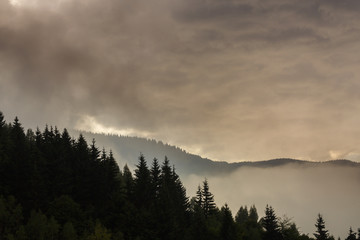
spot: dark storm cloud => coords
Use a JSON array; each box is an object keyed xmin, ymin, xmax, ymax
[{"xmin": 1, "ymin": 0, "xmax": 360, "ymax": 161}]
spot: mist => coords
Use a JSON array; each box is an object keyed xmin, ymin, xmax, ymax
[{"xmin": 184, "ymin": 165, "xmax": 360, "ymax": 239}]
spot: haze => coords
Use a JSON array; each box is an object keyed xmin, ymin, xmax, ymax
[
  {"xmin": 184, "ymin": 165, "xmax": 360, "ymax": 239},
  {"xmin": 2, "ymin": 0, "xmax": 360, "ymax": 162}
]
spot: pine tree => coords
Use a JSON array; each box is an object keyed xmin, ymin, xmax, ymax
[
  {"xmin": 221, "ymin": 204, "xmax": 236, "ymax": 240},
  {"xmin": 90, "ymin": 139, "xmax": 100, "ymax": 162},
  {"xmin": 75, "ymin": 134, "xmax": 89, "ymax": 161},
  {"xmin": 262, "ymin": 205, "xmax": 282, "ymax": 240},
  {"xmin": 0, "ymin": 112, "xmax": 9, "ymax": 195},
  {"xmin": 314, "ymin": 214, "xmax": 329, "ymax": 240},
  {"xmin": 345, "ymin": 227, "xmax": 357, "ymax": 240},
  {"xmin": 202, "ymin": 179, "xmax": 216, "ymax": 218},
  {"xmin": 123, "ymin": 164, "xmax": 133, "ymax": 200},
  {"xmin": 279, "ymin": 216, "xmax": 300, "ymax": 240},
  {"xmin": 171, "ymin": 165, "xmax": 189, "ymax": 213},
  {"xmin": 133, "ymin": 154, "xmax": 151, "ymax": 208},
  {"xmin": 195, "ymin": 185, "xmax": 203, "ymax": 208},
  {"xmin": 150, "ymin": 158, "xmax": 161, "ymax": 201},
  {"xmin": 0, "ymin": 111, "xmax": 5, "ymax": 128},
  {"xmin": 235, "ymin": 206, "xmax": 248, "ymax": 224},
  {"xmin": 249, "ymin": 205, "xmax": 259, "ymax": 223}
]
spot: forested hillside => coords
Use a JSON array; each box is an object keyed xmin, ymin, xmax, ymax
[
  {"xmin": 0, "ymin": 112, "xmax": 359, "ymax": 240},
  {"xmin": 73, "ymin": 131, "xmax": 360, "ymax": 178}
]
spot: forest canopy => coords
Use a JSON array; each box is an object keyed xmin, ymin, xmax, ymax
[{"xmin": 0, "ymin": 111, "xmax": 358, "ymax": 240}]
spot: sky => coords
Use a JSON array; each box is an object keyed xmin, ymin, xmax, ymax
[{"xmin": 1, "ymin": 0, "xmax": 360, "ymax": 162}]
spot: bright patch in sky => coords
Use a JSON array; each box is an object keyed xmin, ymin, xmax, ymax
[
  {"xmin": 9, "ymin": 0, "xmax": 21, "ymax": 6},
  {"xmin": 75, "ymin": 115, "xmax": 151, "ymax": 138}
]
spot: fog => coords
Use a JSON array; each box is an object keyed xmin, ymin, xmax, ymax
[{"xmin": 183, "ymin": 165, "xmax": 360, "ymax": 239}]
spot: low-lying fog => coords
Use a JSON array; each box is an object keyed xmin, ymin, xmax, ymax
[{"xmin": 183, "ymin": 165, "xmax": 360, "ymax": 239}]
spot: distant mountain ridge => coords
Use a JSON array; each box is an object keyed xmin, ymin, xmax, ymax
[{"xmin": 71, "ymin": 130, "xmax": 360, "ymax": 178}]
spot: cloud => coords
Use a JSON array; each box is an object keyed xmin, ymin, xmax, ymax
[{"xmin": 1, "ymin": 0, "xmax": 360, "ymax": 162}]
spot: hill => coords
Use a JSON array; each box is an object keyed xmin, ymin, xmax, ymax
[{"xmin": 73, "ymin": 131, "xmax": 360, "ymax": 177}]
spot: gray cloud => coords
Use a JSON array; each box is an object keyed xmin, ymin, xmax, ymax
[{"xmin": 1, "ymin": 0, "xmax": 360, "ymax": 161}]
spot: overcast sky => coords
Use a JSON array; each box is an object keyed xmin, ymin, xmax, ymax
[{"xmin": 1, "ymin": 0, "xmax": 360, "ymax": 162}]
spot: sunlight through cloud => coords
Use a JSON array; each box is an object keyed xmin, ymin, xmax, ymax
[{"xmin": 75, "ymin": 115, "xmax": 152, "ymax": 138}]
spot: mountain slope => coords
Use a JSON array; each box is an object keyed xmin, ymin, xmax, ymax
[{"xmin": 72, "ymin": 130, "xmax": 360, "ymax": 177}]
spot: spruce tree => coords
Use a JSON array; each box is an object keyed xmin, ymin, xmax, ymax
[
  {"xmin": 150, "ymin": 158, "xmax": 161, "ymax": 201},
  {"xmin": 235, "ymin": 206, "xmax": 248, "ymax": 224},
  {"xmin": 90, "ymin": 139, "xmax": 100, "ymax": 162},
  {"xmin": 0, "ymin": 111, "xmax": 4, "ymax": 128},
  {"xmin": 249, "ymin": 205, "xmax": 259, "ymax": 223},
  {"xmin": 221, "ymin": 204, "xmax": 236, "ymax": 240},
  {"xmin": 195, "ymin": 185, "xmax": 203, "ymax": 209},
  {"xmin": 345, "ymin": 227, "xmax": 357, "ymax": 240},
  {"xmin": 262, "ymin": 205, "xmax": 282, "ymax": 240},
  {"xmin": 314, "ymin": 214, "xmax": 329, "ymax": 240},
  {"xmin": 202, "ymin": 179, "xmax": 216, "ymax": 218},
  {"xmin": 123, "ymin": 164, "xmax": 133, "ymax": 200},
  {"xmin": 133, "ymin": 154, "xmax": 151, "ymax": 208}
]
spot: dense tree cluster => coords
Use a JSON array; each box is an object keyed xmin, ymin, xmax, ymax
[{"xmin": 0, "ymin": 112, "xmax": 359, "ymax": 240}]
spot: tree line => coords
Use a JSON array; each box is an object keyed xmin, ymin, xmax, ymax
[{"xmin": 0, "ymin": 112, "xmax": 359, "ymax": 240}]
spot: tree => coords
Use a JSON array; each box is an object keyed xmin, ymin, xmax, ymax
[
  {"xmin": 262, "ymin": 205, "xmax": 282, "ymax": 240},
  {"xmin": 25, "ymin": 210, "xmax": 56, "ymax": 240},
  {"xmin": 123, "ymin": 164, "xmax": 133, "ymax": 200},
  {"xmin": 133, "ymin": 154, "xmax": 151, "ymax": 208},
  {"xmin": 345, "ymin": 227, "xmax": 357, "ymax": 240},
  {"xmin": 314, "ymin": 214, "xmax": 329, "ymax": 240},
  {"xmin": 104, "ymin": 150, "xmax": 121, "ymax": 190},
  {"xmin": 86, "ymin": 221, "xmax": 111, "ymax": 240},
  {"xmin": 249, "ymin": 205, "xmax": 259, "ymax": 223},
  {"xmin": 235, "ymin": 206, "xmax": 248, "ymax": 224},
  {"xmin": 279, "ymin": 216, "xmax": 300, "ymax": 240},
  {"xmin": 202, "ymin": 179, "xmax": 216, "ymax": 218},
  {"xmin": 0, "ymin": 111, "xmax": 5, "ymax": 128},
  {"xmin": 220, "ymin": 204, "xmax": 236, "ymax": 240},
  {"xmin": 62, "ymin": 221, "xmax": 78, "ymax": 240},
  {"xmin": 90, "ymin": 139, "xmax": 100, "ymax": 162},
  {"xmin": 0, "ymin": 195, "xmax": 24, "ymax": 238},
  {"xmin": 150, "ymin": 158, "xmax": 161, "ymax": 202},
  {"xmin": 195, "ymin": 185, "xmax": 203, "ymax": 208}
]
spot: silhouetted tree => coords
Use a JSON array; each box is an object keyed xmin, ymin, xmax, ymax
[
  {"xmin": 279, "ymin": 216, "xmax": 301, "ymax": 240},
  {"xmin": 122, "ymin": 164, "xmax": 133, "ymax": 200},
  {"xmin": 202, "ymin": 179, "xmax": 216, "ymax": 218},
  {"xmin": 249, "ymin": 205, "xmax": 259, "ymax": 223},
  {"xmin": 345, "ymin": 227, "xmax": 357, "ymax": 240},
  {"xmin": 314, "ymin": 214, "xmax": 329, "ymax": 240},
  {"xmin": 195, "ymin": 185, "xmax": 203, "ymax": 208},
  {"xmin": 220, "ymin": 204, "xmax": 236, "ymax": 240},
  {"xmin": 235, "ymin": 206, "xmax": 248, "ymax": 224},
  {"xmin": 90, "ymin": 139, "xmax": 101, "ymax": 162},
  {"xmin": 262, "ymin": 205, "xmax": 282, "ymax": 240},
  {"xmin": 150, "ymin": 158, "xmax": 161, "ymax": 202},
  {"xmin": 133, "ymin": 154, "xmax": 151, "ymax": 208}
]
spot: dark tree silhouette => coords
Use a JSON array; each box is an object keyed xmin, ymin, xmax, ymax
[
  {"xmin": 314, "ymin": 214, "xmax": 329, "ymax": 240},
  {"xmin": 235, "ymin": 206, "xmax": 248, "ymax": 224},
  {"xmin": 202, "ymin": 179, "xmax": 216, "ymax": 218},
  {"xmin": 345, "ymin": 227, "xmax": 357, "ymax": 240},
  {"xmin": 262, "ymin": 205, "xmax": 282, "ymax": 240}
]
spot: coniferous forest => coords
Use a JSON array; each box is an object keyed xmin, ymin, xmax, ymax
[{"xmin": 0, "ymin": 111, "xmax": 359, "ymax": 240}]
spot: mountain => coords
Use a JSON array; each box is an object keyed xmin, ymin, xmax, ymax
[{"xmin": 72, "ymin": 130, "xmax": 360, "ymax": 178}]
